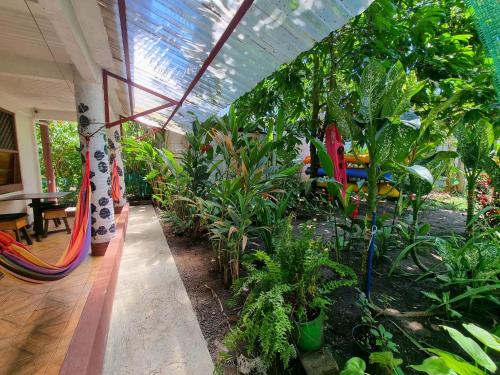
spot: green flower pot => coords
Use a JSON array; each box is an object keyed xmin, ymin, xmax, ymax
[{"xmin": 295, "ymin": 309, "xmax": 325, "ymax": 352}]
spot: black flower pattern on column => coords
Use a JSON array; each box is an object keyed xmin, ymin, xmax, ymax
[
  {"xmin": 79, "ymin": 115, "xmax": 90, "ymax": 128},
  {"xmin": 114, "ymin": 130, "xmax": 120, "ymax": 142},
  {"xmin": 91, "ymin": 216, "xmax": 96, "ymax": 225},
  {"xmin": 109, "ymin": 224, "xmax": 116, "ymax": 233},
  {"xmin": 91, "ymin": 203, "xmax": 97, "ymax": 214},
  {"xmin": 108, "ymin": 189, "xmax": 113, "ymax": 198},
  {"xmin": 91, "ymin": 227, "xmax": 96, "ymax": 238},
  {"xmin": 117, "ymin": 166, "xmax": 123, "ymax": 177},
  {"xmin": 90, "ymin": 181, "xmax": 96, "ymax": 192},
  {"xmin": 98, "ymin": 161, "xmax": 108, "ymax": 173},
  {"xmin": 94, "ymin": 150, "xmax": 105, "ymax": 161},
  {"xmin": 99, "ymin": 207, "xmax": 111, "ymax": 219},
  {"xmin": 99, "ymin": 197, "xmax": 110, "ymax": 207},
  {"xmin": 108, "ymin": 139, "xmax": 115, "ymax": 150},
  {"xmin": 96, "ymin": 226, "xmax": 108, "ymax": 235},
  {"xmin": 89, "ymin": 171, "xmax": 95, "ymax": 179},
  {"xmin": 78, "ymin": 103, "xmax": 89, "ymax": 113}
]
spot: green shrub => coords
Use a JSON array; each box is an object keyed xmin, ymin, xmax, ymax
[{"xmin": 222, "ymin": 218, "xmax": 357, "ymax": 372}]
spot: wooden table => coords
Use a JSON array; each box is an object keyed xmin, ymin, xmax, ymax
[{"xmin": 0, "ymin": 192, "xmax": 70, "ymax": 241}]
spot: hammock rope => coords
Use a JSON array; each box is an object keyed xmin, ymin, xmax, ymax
[
  {"xmin": 111, "ymin": 159, "xmax": 121, "ymax": 203},
  {"xmin": 0, "ymin": 151, "xmax": 92, "ymax": 283}
]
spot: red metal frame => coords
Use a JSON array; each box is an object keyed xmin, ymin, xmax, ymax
[
  {"xmin": 102, "ymin": 69, "xmax": 177, "ymax": 128},
  {"xmin": 118, "ymin": 0, "xmax": 134, "ymax": 115},
  {"xmin": 161, "ymin": 0, "xmax": 255, "ymax": 129}
]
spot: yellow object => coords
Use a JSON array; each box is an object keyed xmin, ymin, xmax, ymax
[
  {"xmin": 304, "ymin": 155, "xmax": 311, "ymax": 164},
  {"xmin": 316, "ymin": 182, "xmax": 400, "ymax": 198},
  {"xmin": 345, "ymin": 153, "xmax": 370, "ymax": 164}
]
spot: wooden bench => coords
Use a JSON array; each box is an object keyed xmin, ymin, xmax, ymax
[
  {"xmin": 0, "ymin": 213, "xmax": 33, "ymax": 245},
  {"xmin": 43, "ymin": 207, "xmax": 71, "ymax": 237}
]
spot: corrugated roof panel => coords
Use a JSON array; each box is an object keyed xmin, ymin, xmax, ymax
[{"xmin": 100, "ymin": 0, "xmax": 373, "ymax": 130}]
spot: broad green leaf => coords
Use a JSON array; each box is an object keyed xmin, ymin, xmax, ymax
[
  {"xmin": 276, "ymin": 109, "xmax": 285, "ymax": 141},
  {"xmin": 420, "ymin": 151, "xmax": 459, "ymax": 165},
  {"xmin": 380, "ymin": 61, "xmax": 406, "ymax": 118},
  {"xmin": 340, "ymin": 357, "xmax": 366, "ymax": 375},
  {"xmin": 358, "ymin": 60, "xmax": 386, "ymax": 124},
  {"xmin": 444, "ymin": 284, "xmax": 500, "ymax": 306},
  {"xmin": 311, "ymin": 138, "xmax": 334, "ymax": 178},
  {"xmin": 377, "ymin": 122, "xmax": 419, "ymax": 164},
  {"xmin": 442, "ymin": 326, "xmax": 496, "ymax": 372},
  {"xmin": 463, "ymin": 324, "xmax": 500, "ymax": 352},
  {"xmin": 369, "ymin": 351, "xmax": 403, "ymax": 367},
  {"xmin": 406, "ymin": 165, "xmax": 434, "ymax": 185},
  {"xmin": 427, "ymin": 349, "xmax": 484, "ymax": 375},
  {"xmin": 411, "ymin": 357, "xmax": 457, "ymax": 375}
]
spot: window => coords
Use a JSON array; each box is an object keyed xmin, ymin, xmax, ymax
[{"xmin": 0, "ymin": 107, "xmax": 22, "ymax": 194}]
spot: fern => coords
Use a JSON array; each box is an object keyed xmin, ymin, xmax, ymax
[{"xmin": 223, "ymin": 217, "xmax": 357, "ymax": 372}]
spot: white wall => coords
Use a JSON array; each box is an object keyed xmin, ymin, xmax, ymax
[
  {"xmin": 166, "ymin": 128, "xmax": 187, "ymax": 158},
  {"xmin": 0, "ymin": 91, "xmax": 42, "ymax": 220}
]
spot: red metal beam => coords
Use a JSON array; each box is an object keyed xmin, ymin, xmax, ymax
[
  {"xmin": 104, "ymin": 70, "xmax": 178, "ymax": 104},
  {"xmin": 106, "ymin": 102, "xmax": 175, "ymax": 128},
  {"xmin": 103, "ymin": 70, "xmax": 110, "ymax": 124},
  {"xmin": 118, "ymin": 0, "xmax": 134, "ymax": 115},
  {"xmin": 161, "ymin": 0, "xmax": 255, "ymax": 129},
  {"xmin": 102, "ymin": 69, "xmax": 179, "ymax": 129}
]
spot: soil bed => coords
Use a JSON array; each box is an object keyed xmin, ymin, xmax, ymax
[{"xmin": 159, "ymin": 202, "xmax": 493, "ymax": 373}]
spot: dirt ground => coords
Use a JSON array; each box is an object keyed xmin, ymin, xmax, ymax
[{"xmin": 159, "ymin": 200, "xmax": 491, "ymax": 373}]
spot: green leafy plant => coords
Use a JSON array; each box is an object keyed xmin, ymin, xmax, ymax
[
  {"xmin": 198, "ymin": 108, "xmax": 301, "ymax": 283},
  {"xmin": 455, "ymin": 118, "xmax": 499, "ymax": 235},
  {"xmin": 340, "ymin": 357, "xmax": 367, "ymax": 375},
  {"xmin": 412, "ymin": 323, "xmax": 499, "ymax": 374},
  {"xmin": 223, "ymin": 218, "xmax": 357, "ymax": 372}
]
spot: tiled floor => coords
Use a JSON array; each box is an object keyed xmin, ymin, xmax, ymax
[{"xmin": 0, "ymin": 219, "xmax": 103, "ymax": 375}]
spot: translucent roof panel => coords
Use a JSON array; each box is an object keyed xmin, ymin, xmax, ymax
[{"xmin": 101, "ymin": 0, "xmax": 373, "ymax": 130}]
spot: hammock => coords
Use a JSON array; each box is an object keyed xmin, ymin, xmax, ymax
[
  {"xmin": 0, "ymin": 152, "xmax": 92, "ymax": 283},
  {"xmin": 111, "ymin": 159, "xmax": 121, "ymax": 203}
]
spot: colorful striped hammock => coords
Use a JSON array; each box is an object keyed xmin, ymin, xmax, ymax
[
  {"xmin": 111, "ymin": 159, "xmax": 121, "ymax": 203},
  {"xmin": 0, "ymin": 152, "xmax": 92, "ymax": 283}
]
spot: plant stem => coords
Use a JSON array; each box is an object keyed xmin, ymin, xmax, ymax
[{"xmin": 466, "ymin": 179, "xmax": 475, "ymax": 237}]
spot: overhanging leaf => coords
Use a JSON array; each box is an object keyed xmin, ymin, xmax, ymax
[
  {"xmin": 441, "ymin": 326, "xmax": 496, "ymax": 372},
  {"xmin": 405, "ymin": 165, "xmax": 434, "ymax": 185},
  {"xmin": 411, "ymin": 357, "xmax": 456, "ymax": 375},
  {"xmin": 463, "ymin": 324, "xmax": 500, "ymax": 352},
  {"xmin": 311, "ymin": 138, "xmax": 334, "ymax": 178}
]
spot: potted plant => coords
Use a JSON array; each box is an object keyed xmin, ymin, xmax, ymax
[
  {"xmin": 278, "ymin": 220, "xmax": 357, "ymax": 352},
  {"xmin": 222, "ymin": 217, "xmax": 357, "ymax": 372}
]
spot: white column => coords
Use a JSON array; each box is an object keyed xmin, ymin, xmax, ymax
[
  {"xmin": 73, "ymin": 71, "xmax": 115, "ymax": 255},
  {"xmin": 106, "ymin": 124, "xmax": 127, "ymax": 208}
]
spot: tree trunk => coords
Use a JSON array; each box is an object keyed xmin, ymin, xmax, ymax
[
  {"xmin": 310, "ymin": 53, "xmax": 321, "ymax": 178},
  {"xmin": 366, "ymin": 157, "xmax": 378, "ymax": 216}
]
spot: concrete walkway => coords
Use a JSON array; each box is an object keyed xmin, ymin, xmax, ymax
[{"xmin": 103, "ymin": 205, "xmax": 213, "ymax": 375}]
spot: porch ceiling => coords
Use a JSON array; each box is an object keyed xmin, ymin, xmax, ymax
[
  {"xmin": 0, "ymin": 0, "xmax": 129, "ymax": 121},
  {"xmin": 99, "ymin": 0, "xmax": 373, "ymax": 130}
]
